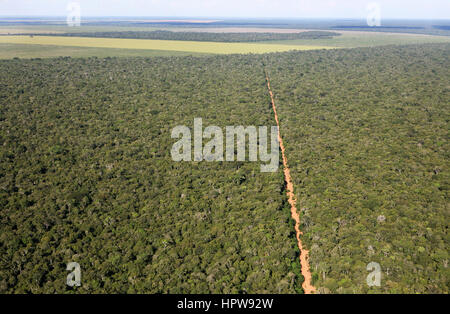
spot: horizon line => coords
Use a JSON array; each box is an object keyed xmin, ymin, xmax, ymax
[{"xmin": 1, "ymin": 16, "xmax": 450, "ymax": 21}]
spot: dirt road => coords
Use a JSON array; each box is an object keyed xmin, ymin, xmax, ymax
[{"xmin": 265, "ymin": 72, "xmax": 317, "ymax": 294}]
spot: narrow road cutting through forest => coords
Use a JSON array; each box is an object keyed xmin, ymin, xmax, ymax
[{"xmin": 265, "ymin": 71, "xmax": 317, "ymax": 294}]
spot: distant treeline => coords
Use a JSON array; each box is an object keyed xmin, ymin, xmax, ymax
[
  {"xmin": 433, "ymin": 25, "xmax": 450, "ymax": 31},
  {"xmin": 38, "ymin": 30, "xmax": 341, "ymax": 42},
  {"xmin": 331, "ymin": 25, "xmax": 450, "ymax": 36},
  {"xmin": 333, "ymin": 25, "xmax": 424, "ymax": 30}
]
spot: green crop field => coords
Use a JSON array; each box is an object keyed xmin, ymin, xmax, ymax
[
  {"xmin": 262, "ymin": 31, "xmax": 450, "ymax": 48},
  {"xmin": 0, "ymin": 36, "xmax": 333, "ymax": 57},
  {"xmin": 0, "ymin": 43, "xmax": 208, "ymax": 59},
  {"xmin": 0, "ymin": 25, "xmax": 163, "ymax": 35}
]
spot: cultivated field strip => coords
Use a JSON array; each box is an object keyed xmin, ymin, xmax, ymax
[{"xmin": 0, "ymin": 36, "xmax": 333, "ymax": 55}]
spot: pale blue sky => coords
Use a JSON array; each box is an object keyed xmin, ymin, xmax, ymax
[{"xmin": 0, "ymin": 0, "xmax": 449, "ymax": 19}]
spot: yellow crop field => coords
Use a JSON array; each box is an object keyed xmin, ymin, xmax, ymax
[{"xmin": 0, "ymin": 35, "xmax": 335, "ymax": 54}]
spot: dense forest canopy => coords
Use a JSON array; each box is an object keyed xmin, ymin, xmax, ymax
[
  {"xmin": 32, "ymin": 30, "xmax": 341, "ymax": 42},
  {"xmin": 0, "ymin": 42, "xmax": 448, "ymax": 294},
  {"xmin": 266, "ymin": 43, "xmax": 449, "ymax": 293},
  {"xmin": 0, "ymin": 55, "xmax": 303, "ymax": 293}
]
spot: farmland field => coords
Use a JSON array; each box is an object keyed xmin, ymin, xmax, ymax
[
  {"xmin": 0, "ymin": 43, "xmax": 207, "ymax": 59},
  {"xmin": 262, "ymin": 31, "xmax": 450, "ymax": 48},
  {"xmin": 0, "ymin": 36, "xmax": 333, "ymax": 56}
]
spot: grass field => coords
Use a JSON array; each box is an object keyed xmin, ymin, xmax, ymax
[
  {"xmin": 0, "ymin": 43, "xmax": 208, "ymax": 59},
  {"xmin": 0, "ymin": 25, "xmax": 163, "ymax": 34},
  {"xmin": 262, "ymin": 31, "xmax": 450, "ymax": 48},
  {"xmin": 0, "ymin": 36, "xmax": 333, "ymax": 56}
]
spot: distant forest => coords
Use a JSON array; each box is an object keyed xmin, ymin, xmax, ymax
[{"xmin": 36, "ymin": 30, "xmax": 341, "ymax": 42}]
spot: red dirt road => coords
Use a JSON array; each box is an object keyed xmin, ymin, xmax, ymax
[{"xmin": 265, "ymin": 73, "xmax": 317, "ymax": 294}]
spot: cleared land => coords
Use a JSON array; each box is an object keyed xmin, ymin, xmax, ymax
[
  {"xmin": 0, "ymin": 36, "xmax": 332, "ymax": 56},
  {"xmin": 0, "ymin": 25, "xmax": 161, "ymax": 34},
  {"xmin": 262, "ymin": 31, "xmax": 450, "ymax": 48},
  {"xmin": 0, "ymin": 43, "xmax": 207, "ymax": 59}
]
